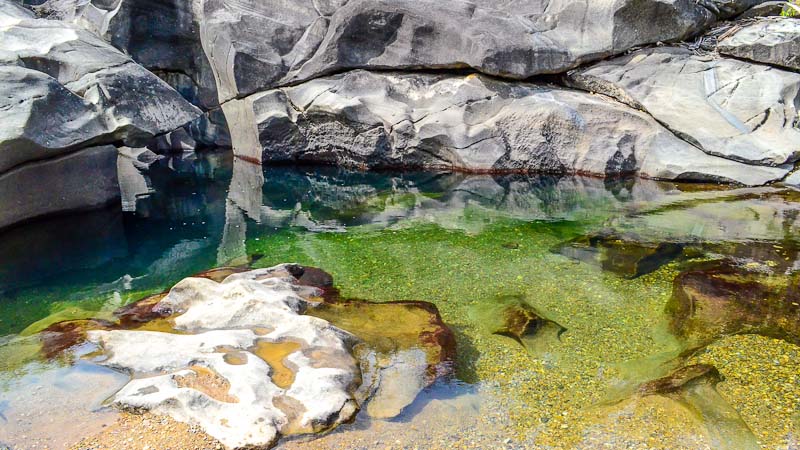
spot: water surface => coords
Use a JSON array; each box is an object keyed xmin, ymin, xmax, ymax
[{"xmin": 1, "ymin": 151, "xmax": 798, "ymax": 449}]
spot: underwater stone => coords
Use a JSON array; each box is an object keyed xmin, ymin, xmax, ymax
[
  {"xmin": 635, "ymin": 363, "xmax": 759, "ymax": 448},
  {"xmin": 307, "ymin": 299, "xmax": 456, "ymax": 419},
  {"xmin": 638, "ymin": 364, "xmax": 722, "ymax": 396},
  {"xmin": 668, "ymin": 259, "xmax": 800, "ymax": 349},
  {"xmin": 556, "ymin": 233, "xmax": 685, "ymax": 278},
  {"xmin": 469, "ymin": 295, "xmax": 566, "ymax": 355}
]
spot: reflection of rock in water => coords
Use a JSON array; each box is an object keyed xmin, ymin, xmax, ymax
[
  {"xmin": 224, "ymin": 164, "xmax": 702, "ymax": 236},
  {"xmin": 0, "ymin": 208, "xmax": 127, "ymax": 294}
]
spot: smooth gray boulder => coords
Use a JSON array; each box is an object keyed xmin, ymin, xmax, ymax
[
  {"xmin": 0, "ymin": 8, "xmax": 201, "ymax": 158},
  {"xmin": 200, "ymin": 0, "xmax": 763, "ymax": 101},
  {"xmin": 225, "ymin": 70, "xmax": 788, "ymax": 186},
  {"xmin": 567, "ymin": 47, "xmax": 800, "ymax": 167},
  {"xmin": 718, "ymin": 17, "xmax": 800, "ymax": 71},
  {"xmin": 0, "ymin": 2, "xmax": 200, "ymax": 228},
  {"xmin": 0, "ymin": 145, "xmax": 119, "ymax": 229},
  {"xmin": 736, "ymin": 1, "xmax": 787, "ymax": 18},
  {"xmin": 37, "ymin": 0, "xmax": 762, "ymax": 104}
]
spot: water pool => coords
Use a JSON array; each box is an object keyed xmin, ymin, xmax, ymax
[{"xmin": 1, "ymin": 151, "xmax": 798, "ymax": 449}]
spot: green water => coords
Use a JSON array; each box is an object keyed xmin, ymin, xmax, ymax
[{"xmin": 1, "ymin": 152, "xmax": 799, "ymax": 449}]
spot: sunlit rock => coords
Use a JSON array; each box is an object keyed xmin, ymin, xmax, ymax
[
  {"xmin": 34, "ymin": 264, "xmax": 455, "ymax": 448},
  {"xmin": 226, "ymin": 70, "xmax": 783, "ymax": 184},
  {"xmin": 45, "ymin": 0, "xmax": 758, "ymax": 103},
  {"xmin": 568, "ymin": 47, "xmax": 800, "ymax": 168},
  {"xmin": 84, "ymin": 265, "xmax": 361, "ymax": 448},
  {"xmin": 718, "ymin": 17, "xmax": 800, "ymax": 71}
]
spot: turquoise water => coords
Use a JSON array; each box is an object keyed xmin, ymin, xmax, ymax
[{"xmin": 1, "ymin": 151, "xmax": 799, "ymax": 449}]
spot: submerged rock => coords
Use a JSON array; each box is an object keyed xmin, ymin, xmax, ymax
[
  {"xmin": 38, "ymin": 264, "xmax": 455, "ymax": 448},
  {"xmin": 635, "ymin": 364, "xmax": 759, "ymax": 449},
  {"xmin": 638, "ymin": 364, "xmax": 722, "ymax": 396},
  {"xmin": 307, "ymin": 299, "xmax": 456, "ymax": 419},
  {"xmin": 568, "ymin": 47, "xmax": 800, "ymax": 168},
  {"xmin": 226, "ymin": 70, "xmax": 784, "ymax": 185},
  {"xmin": 667, "ymin": 259, "xmax": 800, "ymax": 349},
  {"xmin": 718, "ymin": 17, "xmax": 800, "ymax": 71},
  {"xmin": 469, "ymin": 295, "xmax": 565, "ymax": 355},
  {"xmin": 556, "ymin": 233, "xmax": 685, "ymax": 278}
]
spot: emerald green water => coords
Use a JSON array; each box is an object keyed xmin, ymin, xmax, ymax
[{"xmin": 1, "ymin": 152, "xmax": 799, "ymax": 449}]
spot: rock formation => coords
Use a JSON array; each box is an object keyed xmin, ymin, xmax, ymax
[
  {"xmin": 567, "ymin": 47, "xmax": 800, "ymax": 167},
  {"xmin": 718, "ymin": 17, "xmax": 800, "ymax": 71},
  {"xmin": 222, "ymin": 70, "xmax": 791, "ymax": 184},
  {"xmin": 4, "ymin": 0, "xmax": 800, "ymax": 224},
  {"xmin": 37, "ymin": 264, "xmax": 455, "ymax": 449},
  {"xmin": 0, "ymin": 0, "xmax": 200, "ymax": 229},
  {"xmin": 9, "ymin": 0, "xmax": 798, "ymax": 191}
]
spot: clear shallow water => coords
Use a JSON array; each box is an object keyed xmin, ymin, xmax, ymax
[{"xmin": 1, "ymin": 151, "xmax": 799, "ymax": 449}]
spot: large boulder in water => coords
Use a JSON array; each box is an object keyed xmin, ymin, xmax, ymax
[
  {"xmin": 567, "ymin": 47, "xmax": 800, "ymax": 168},
  {"xmin": 224, "ymin": 70, "xmax": 787, "ymax": 185},
  {"xmin": 0, "ymin": 1, "xmax": 200, "ymax": 228}
]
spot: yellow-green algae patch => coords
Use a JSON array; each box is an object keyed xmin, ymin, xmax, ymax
[{"xmin": 246, "ymin": 219, "xmax": 738, "ymax": 446}]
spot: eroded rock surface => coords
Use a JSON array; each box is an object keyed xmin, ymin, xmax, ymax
[
  {"xmin": 86, "ymin": 266, "xmax": 361, "ymax": 449},
  {"xmin": 718, "ymin": 17, "xmax": 800, "ymax": 71},
  {"xmin": 568, "ymin": 47, "xmax": 800, "ymax": 167},
  {"xmin": 0, "ymin": 4, "xmax": 200, "ymax": 162},
  {"xmin": 0, "ymin": 1, "xmax": 200, "ymax": 228},
  {"xmin": 48, "ymin": 0, "xmax": 759, "ymax": 103},
  {"xmin": 37, "ymin": 264, "xmax": 455, "ymax": 449},
  {"xmin": 226, "ymin": 70, "xmax": 786, "ymax": 185}
]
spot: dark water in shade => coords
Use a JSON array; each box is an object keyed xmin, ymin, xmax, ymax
[{"xmin": 1, "ymin": 150, "xmax": 799, "ymax": 449}]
